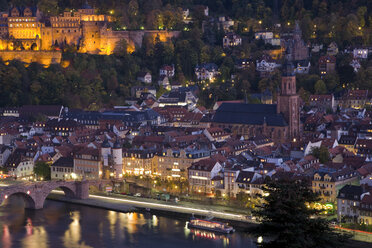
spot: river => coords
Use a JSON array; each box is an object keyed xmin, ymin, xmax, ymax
[{"xmin": 0, "ymin": 198, "xmax": 257, "ymax": 248}]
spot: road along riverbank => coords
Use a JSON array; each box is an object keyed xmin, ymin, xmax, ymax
[{"xmin": 47, "ymin": 191, "xmax": 258, "ymax": 230}]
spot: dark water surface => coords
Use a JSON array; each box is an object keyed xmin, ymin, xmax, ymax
[{"xmin": 0, "ymin": 199, "xmax": 257, "ymax": 248}]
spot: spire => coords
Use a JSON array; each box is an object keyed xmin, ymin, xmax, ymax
[
  {"xmin": 282, "ymin": 59, "xmax": 294, "ymax": 77},
  {"xmin": 294, "ymin": 20, "xmax": 302, "ymax": 36},
  {"xmin": 113, "ymin": 138, "xmax": 121, "ymax": 149},
  {"xmin": 102, "ymin": 138, "xmax": 110, "ymax": 148}
]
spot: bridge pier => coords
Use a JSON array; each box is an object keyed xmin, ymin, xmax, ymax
[
  {"xmin": 32, "ymin": 184, "xmax": 45, "ymax": 209},
  {"xmin": 75, "ymin": 180, "xmax": 90, "ymax": 200}
]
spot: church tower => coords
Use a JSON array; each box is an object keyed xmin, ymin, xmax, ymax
[{"xmin": 277, "ymin": 61, "xmax": 300, "ymax": 141}]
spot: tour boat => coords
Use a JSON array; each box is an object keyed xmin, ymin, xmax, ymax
[{"xmin": 187, "ymin": 217, "xmax": 235, "ymax": 234}]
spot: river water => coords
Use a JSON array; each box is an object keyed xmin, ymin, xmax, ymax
[{"xmin": 0, "ymin": 199, "xmax": 257, "ymax": 248}]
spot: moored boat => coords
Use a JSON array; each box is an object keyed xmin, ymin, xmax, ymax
[{"xmin": 187, "ymin": 217, "xmax": 235, "ymax": 234}]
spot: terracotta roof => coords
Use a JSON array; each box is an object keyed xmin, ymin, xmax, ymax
[
  {"xmin": 319, "ymin": 55, "xmax": 336, "ymax": 64},
  {"xmin": 188, "ymin": 158, "xmax": 219, "ymax": 172}
]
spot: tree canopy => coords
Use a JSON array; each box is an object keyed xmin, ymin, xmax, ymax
[
  {"xmin": 254, "ymin": 179, "xmax": 350, "ymax": 248},
  {"xmin": 310, "ymin": 146, "xmax": 330, "ymax": 164},
  {"xmin": 33, "ymin": 162, "xmax": 51, "ymax": 180}
]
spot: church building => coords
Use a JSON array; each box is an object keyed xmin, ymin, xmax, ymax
[{"xmin": 211, "ymin": 61, "xmax": 301, "ymax": 144}]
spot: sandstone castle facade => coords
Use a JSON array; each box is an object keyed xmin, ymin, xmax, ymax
[{"xmin": 0, "ymin": 3, "xmax": 179, "ymax": 65}]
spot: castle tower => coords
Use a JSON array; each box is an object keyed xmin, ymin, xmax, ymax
[
  {"xmin": 112, "ymin": 140, "xmax": 123, "ymax": 179},
  {"xmin": 277, "ymin": 61, "xmax": 300, "ymax": 141}
]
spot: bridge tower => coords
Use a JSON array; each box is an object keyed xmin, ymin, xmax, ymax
[{"xmin": 112, "ymin": 140, "xmax": 123, "ymax": 179}]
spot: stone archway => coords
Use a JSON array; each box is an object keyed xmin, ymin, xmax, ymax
[
  {"xmin": 2, "ymin": 192, "xmax": 36, "ymax": 209},
  {"xmin": 48, "ymin": 185, "xmax": 76, "ymax": 198},
  {"xmin": 40, "ymin": 183, "xmax": 78, "ymax": 207}
]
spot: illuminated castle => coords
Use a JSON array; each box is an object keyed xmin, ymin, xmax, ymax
[{"xmin": 0, "ymin": 3, "xmax": 180, "ymax": 65}]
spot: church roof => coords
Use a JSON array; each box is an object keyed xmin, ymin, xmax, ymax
[{"xmin": 212, "ymin": 103, "xmax": 287, "ymax": 127}]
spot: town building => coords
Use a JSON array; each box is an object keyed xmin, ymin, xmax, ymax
[
  {"xmin": 353, "ymin": 48, "xmax": 369, "ymax": 59},
  {"xmin": 341, "ymin": 90, "xmax": 369, "ymax": 109},
  {"xmin": 234, "ymin": 59, "xmax": 254, "ymax": 70},
  {"xmin": 337, "ymin": 185, "xmax": 363, "ymax": 223},
  {"xmin": 131, "ymin": 86, "xmax": 156, "ymax": 99},
  {"xmin": 256, "ymin": 55, "xmax": 281, "ymax": 77},
  {"xmin": 137, "ymin": 71, "xmax": 152, "ymax": 84},
  {"xmin": 235, "ymin": 171, "xmax": 264, "ymax": 196},
  {"xmin": 73, "ymin": 147, "xmax": 102, "ymax": 179},
  {"xmin": 327, "ymin": 42, "xmax": 339, "ymax": 56},
  {"xmin": 4, "ymin": 154, "xmax": 34, "ymax": 179},
  {"xmin": 188, "ymin": 158, "xmax": 223, "ymax": 194},
  {"xmin": 0, "ymin": 145, "xmax": 11, "ymax": 166},
  {"xmin": 360, "ymin": 192, "xmax": 372, "ymax": 225},
  {"xmin": 223, "ymin": 32, "xmax": 242, "ymax": 48},
  {"xmin": 294, "ymin": 60, "xmax": 310, "ymax": 74},
  {"xmin": 254, "ymin": 31, "xmax": 280, "ymax": 46},
  {"xmin": 158, "ymin": 89, "xmax": 198, "ymax": 110},
  {"xmin": 157, "ymin": 148, "xmax": 210, "ymax": 180},
  {"xmin": 158, "ymin": 75, "xmax": 170, "ymax": 90},
  {"xmin": 309, "ymin": 94, "xmax": 335, "ymax": 111},
  {"xmin": 338, "ymin": 135, "xmax": 357, "ymax": 153},
  {"xmin": 319, "ymin": 55, "xmax": 336, "ymax": 75},
  {"xmin": 312, "ymin": 168, "xmax": 359, "ymax": 203},
  {"xmin": 123, "ymin": 148, "xmax": 156, "ymax": 176},
  {"xmin": 195, "ymin": 63, "xmax": 219, "ymax": 82},
  {"xmin": 159, "ymin": 65, "xmax": 175, "ymax": 78},
  {"xmin": 51, "ymin": 156, "xmax": 74, "ymax": 180},
  {"xmin": 350, "ymin": 59, "xmax": 361, "ymax": 72}
]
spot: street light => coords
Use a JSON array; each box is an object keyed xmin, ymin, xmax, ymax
[{"xmin": 257, "ymin": 236, "xmax": 263, "ymax": 244}]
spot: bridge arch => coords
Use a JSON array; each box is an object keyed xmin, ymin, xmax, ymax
[
  {"xmin": 39, "ymin": 182, "xmax": 78, "ymax": 208},
  {"xmin": 1, "ymin": 192, "xmax": 36, "ymax": 209},
  {"xmin": 43, "ymin": 184, "xmax": 77, "ymax": 199}
]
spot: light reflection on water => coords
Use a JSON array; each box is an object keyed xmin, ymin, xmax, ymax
[{"xmin": 0, "ymin": 199, "xmax": 256, "ymax": 248}]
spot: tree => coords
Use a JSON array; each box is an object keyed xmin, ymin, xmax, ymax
[
  {"xmin": 314, "ymin": 80, "xmax": 327, "ymax": 94},
  {"xmin": 37, "ymin": 0, "xmax": 59, "ymax": 16},
  {"xmin": 34, "ymin": 162, "xmax": 51, "ymax": 180},
  {"xmin": 254, "ymin": 180, "xmax": 350, "ymax": 248},
  {"xmin": 298, "ymin": 87, "xmax": 310, "ymax": 104},
  {"xmin": 310, "ymin": 146, "xmax": 330, "ymax": 164}
]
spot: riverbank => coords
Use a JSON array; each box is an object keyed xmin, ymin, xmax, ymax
[
  {"xmin": 47, "ymin": 193, "xmax": 136, "ymax": 213},
  {"xmin": 47, "ymin": 191, "xmax": 257, "ymax": 229},
  {"xmin": 46, "ymin": 192, "xmax": 372, "ymax": 246}
]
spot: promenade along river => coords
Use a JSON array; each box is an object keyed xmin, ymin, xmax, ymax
[{"xmin": 0, "ymin": 198, "xmax": 257, "ymax": 248}]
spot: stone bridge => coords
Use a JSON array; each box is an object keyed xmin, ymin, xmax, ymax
[{"xmin": 0, "ymin": 180, "xmax": 110, "ymax": 209}]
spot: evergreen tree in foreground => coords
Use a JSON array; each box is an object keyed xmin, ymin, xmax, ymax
[{"xmin": 254, "ymin": 180, "xmax": 350, "ymax": 248}]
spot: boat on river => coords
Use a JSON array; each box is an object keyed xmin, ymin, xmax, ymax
[{"xmin": 187, "ymin": 217, "xmax": 235, "ymax": 234}]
